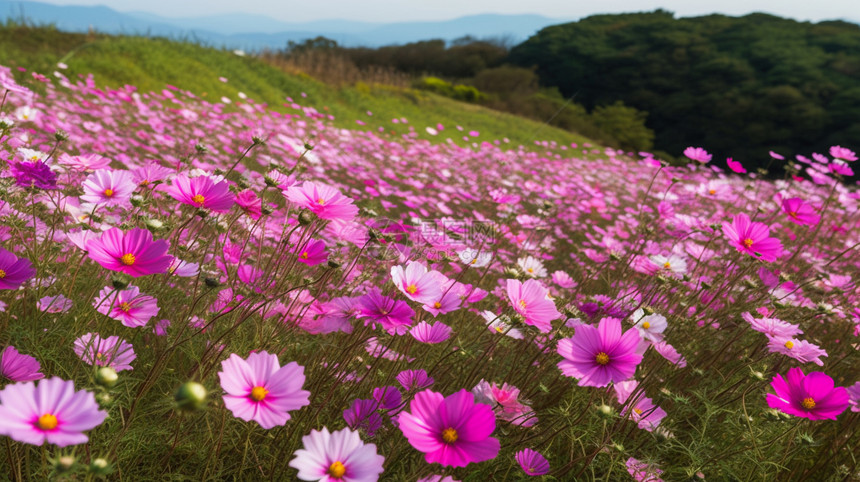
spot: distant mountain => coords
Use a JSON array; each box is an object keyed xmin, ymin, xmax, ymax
[{"xmin": 0, "ymin": 1, "xmax": 566, "ymax": 48}]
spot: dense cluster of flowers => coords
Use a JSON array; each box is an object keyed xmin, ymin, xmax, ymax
[{"xmin": 0, "ymin": 62, "xmax": 857, "ymax": 480}]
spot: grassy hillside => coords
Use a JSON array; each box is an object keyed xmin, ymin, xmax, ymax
[{"xmin": 0, "ymin": 23, "xmax": 594, "ymax": 149}]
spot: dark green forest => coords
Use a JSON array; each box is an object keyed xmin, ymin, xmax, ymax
[
  {"xmin": 509, "ymin": 11, "xmax": 860, "ymax": 165},
  {"xmin": 275, "ymin": 11, "xmax": 860, "ymax": 167}
]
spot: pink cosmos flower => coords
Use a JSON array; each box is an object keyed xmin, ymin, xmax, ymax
[
  {"xmin": 423, "ymin": 280, "xmax": 464, "ymax": 316},
  {"xmin": 167, "ymin": 258, "xmax": 200, "ymax": 277},
  {"xmin": 631, "ymin": 310, "xmax": 667, "ymax": 343},
  {"xmin": 132, "ymin": 163, "xmax": 172, "ymax": 186},
  {"xmin": 218, "ymin": 351, "xmax": 311, "ymax": 429},
  {"xmin": 726, "ymin": 157, "xmax": 746, "ymax": 173},
  {"xmin": 722, "ymin": 213, "xmax": 783, "ymax": 262},
  {"xmin": 766, "ymin": 336, "xmax": 827, "ymax": 366},
  {"xmin": 0, "ymin": 247, "xmax": 36, "ymax": 290},
  {"xmin": 482, "ymin": 311, "xmax": 523, "ymax": 339},
  {"xmin": 551, "ymin": 270, "xmax": 577, "ymax": 289},
  {"xmin": 168, "ymin": 173, "xmax": 235, "ymax": 213},
  {"xmin": 683, "ymin": 147, "xmax": 712, "ymax": 163},
  {"xmin": 397, "ymin": 369, "xmax": 434, "ymax": 392},
  {"xmin": 356, "ymin": 288, "xmax": 415, "ymax": 335},
  {"xmin": 391, "ymin": 261, "xmax": 444, "ymax": 305},
  {"xmin": 557, "ymin": 317, "xmax": 643, "ymax": 387},
  {"xmin": 652, "ymin": 341, "xmax": 686, "ymax": 367},
  {"xmin": 73, "ymin": 333, "xmax": 136, "ymax": 372},
  {"xmin": 766, "ymin": 367, "xmax": 849, "ymax": 420},
  {"xmin": 782, "ymin": 198, "xmax": 819, "ymax": 226},
  {"xmin": 86, "ymin": 227, "xmax": 172, "ymax": 277},
  {"xmin": 0, "ymin": 377, "xmax": 107, "ymax": 447},
  {"xmin": 516, "ymin": 448, "xmax": 550, "ymax": 476},
  {"xmin": 0, "ymin": 346, "xmax": 44, "ymax": 382},
  {"xmin": 847, "ymin": 382, "xmax": 860, "ymax": 413},
  {"xmin": 626, "ymin": 457, "xmax": 664, "ymax": 482},
  {"xmin": 289, "ymin": 427, "xmax": 385, "ymax": 481},
  {"xmin": 507, "ymin": 279, "xmax": 561, "ymax": 333},
  {"xmin": 80, "ymin": 169, "xmax": 136, "ymax": 207},
  {"xmin": 37, "ymin": 294, "xmax": 73, "ymax": 313},
  {"xmin": 829, "ymin": 145, "xmax": 857, "ymax": 162},
  {"xmin": 285, "ymin": 181, "xmax": 358, "ymax": 222},
  {"xmin": 472, "ymin": 380, "xmax": 537, "ymax": 427},
  {"xmin": 301, "ymin": 297, "xmax": 356, "ymax": 335},
  {"xmin": 343, "ymin": 399, "xmax": 383, "ymax": 436},
  {"xmin": 398, "ymin": 389, "xmax": 500, "ymax": 467},
  {"xmin": 235, "ymin": 190, "xmax": 262, "ymax": 219},
  {"xmin": 57, "ymin": 153, "xmax": 111, "ymax": 171},
  {"xmin": 295, "ymin": 239, "xmax": 327, "ymax": 266},
  {"xmin": 741, "ymin": 312, "xmax": 802, "ymax": 338},
  {"xmin": 624, "ymin": 396, "xmax": 667, "ymax": 432},
  {"xmin": 94, "ymin": 285, "xmax": 160, "ymax": 328},
  {"xmin": 410, "ymin": 321, "xmax": 452, "ymax": 344}
]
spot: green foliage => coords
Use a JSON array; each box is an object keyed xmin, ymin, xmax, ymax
[
  {"xmin": 591, "ymin": 101, "xmax": 655, "ymax": 151},
  {"xmin": 509, "ymin": 11, "xmax": 860, "ymax": 167},
  {"xmin": 414, "ymin": 76, "xmax": 487, "ymax": 102}
]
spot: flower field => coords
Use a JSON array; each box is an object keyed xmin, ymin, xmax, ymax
[{"xmin": 0, "ymin": 62, "xmax": 858, "ymax": 480}]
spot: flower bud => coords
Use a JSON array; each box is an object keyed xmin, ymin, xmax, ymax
[
  {"xmin": 111, "ymin": 274, "xmax": 131, "ymax": 290},
  {"xmin": 95, "ymin": 367, "xmax": 118, "ymax": 388},
  {"xmin": 298, "ymin": 210, "xmax": 317, "ymax": 226},
  {"xmin": 54, "ymin": 130, "xmax": 69, "ymax": 142},
  {"xmin": 175, "ymin": 381, "xmax": 207, "ymax": 411},
  {"xmin": 51, "ymin": 455, "xmax": 77, "ymax": 474},
  {"xmin": 596, "ymin": 404, "xmax": 614, "ymax": 418},
  {"xmin": 88, "ymin": 457, "xmax": 112, "ymax": 476},
  {"xmin": 204, "ymin": 277, "xmax": 220, "ymax": 288}
]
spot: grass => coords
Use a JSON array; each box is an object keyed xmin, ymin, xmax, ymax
[{"xmin": 0, "ymin": 22, "xmax": 594, "ymax": 149}]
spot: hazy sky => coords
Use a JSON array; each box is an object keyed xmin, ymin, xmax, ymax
[{"xmin": 26, "ymin": 0, "xmax": 860, "ymax": 23}]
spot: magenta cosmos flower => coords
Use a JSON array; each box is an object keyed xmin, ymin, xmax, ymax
[
  {"xmin": 0, "ymin": 346, "xmax": 44, "ymax": 382},
  {"xmin": 94, "ymin": 285, "xmax": 160, "ymax": 328},
  {"xmin": 86, "ymin": 227, "xmax": 172, "ymax": 277},
  {"xmin": 398, "ymin": 388, "xmax": 500, "ymax": 467},
  {"xmin": 726, "ymin": 157, "xmax": 746, "ymax": 174},
  {"xmin": 0, "ymin": 247, "xmax": 35, "ymax": 290},
  {"xmin": 557, "ymin": 317, "xmax": 643, "ymax": 387},
  {"xmin": 295, "ymin": 239, "xmax": 327, "ymax": 266},
  {"xmin": 829, "ymin": 145, "xmax": 857, "ymax": 162},
  {"xmin": 0, "ymin": 377, "xmax": 107, "ymax": 447},
  {"xmin": 168, "ymin": 173, "xmax": 235, "ymax": 213},
  {"xmin": 73, "ymin": 333, "xmax": 137, "ymax": 372},
  {"xmin": 506, "ymin": 279, "xmax": 561, "ymax": 333},
  {"xmin": 391, "ymin": 261, "xmax": 444, "ymax": 305},
  {"xmin": 410, "ymin": 321, "xmax": 452, "ymax": 344},
  {"xmin": 356, "ymin": 288, "xmax": 415, "ymax": 335},
  {"xmin": 285, "ymin": 181, "xmax": 358, "ymax": 222},
  {"xmin": 722, "ymin": 213, "xmax": 783, "ymax": 262},
  {"xmin": 766, "ymin": 367, "xmax": 849, "ymax": 420},
  {"xmin": 289, "ymin": 427, "xmax": 385, "ymax": 482},
  {"xmin": 80, "ymin": 169, "xmax": 136, "ymax": 207},
  {"xmin": 683, "ymin": 146, "xmax": 712, "ymax": 163},
  {"xmin": 516, "ymin": 448, "xmax": 550, "ymax": 476},
  {"xmin": 218, "ymin": 351, "xmax": 311, "ymax": 429},
  {"xmin": 782, "ymin": 198, "xmax": 820, "ymax": 226}
]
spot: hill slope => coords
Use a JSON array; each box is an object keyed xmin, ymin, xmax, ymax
[{"xmin": 0, "ymin": 24, "xmax": 593, "ymax": 150}]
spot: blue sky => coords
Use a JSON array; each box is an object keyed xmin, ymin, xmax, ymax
[{"xmin": 24, "ymin": 0, "xmax": 860, "ymax": 23}]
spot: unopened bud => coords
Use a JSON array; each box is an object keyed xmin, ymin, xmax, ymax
[
  {"xmin": 54, "ymin": 130, "xmax": 69, "ymax": 142},
  {"xmin": 88, "ymin": 458, "xmax": 112, "ymax": 476},
  {"xmin": 95, "ymin": 367, "xmax": 118, "ymax": 388},
  {"xmin": 204, "ymin": 277, "xmax": 220, "ymax": 288},
  {"xmin": 597, "ymin": 404, "xmax": 614, "ymax": 418},
  {"xmin": 175, "ymin": 381, "xmax": 207, "ymax": 411},
  {"xmin": 52, "ymin": 455, "xmax": 77, "ymax": 473},
  {"xmin": 111, "ymin": 275, "xmax": 130, "ymax": 290},
  {"xmin": 298, "ymin": 210, "xmax": 317, "ymax": 226}
]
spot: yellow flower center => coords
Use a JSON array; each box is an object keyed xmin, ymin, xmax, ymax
[
  {"xmin": 301, "ymin": 252, "xmax": 309, "ymax": 259},
  {"xmin": 784, "ymin": 340, "xmax": 794, "ymax": 349},
  {"xmin": 0, "ymin": 269, "xmax": 5, "ymax": 279},
  {"xmin": 328, "ymin": 461, "xmax": 346, "ymax": 478},
  {"xmin": 495, "ymin": 326, "xmax": 505, "ymax": 333},
  {"xmin": 406, "ymin": 284, "xmax": 417, "ymax": 294},
  {"xmin": 249, "ymin": 386, "xmax": 268, "ymax": 402},
  {"xmin": 441, "ymin": 427, "xmax": 458, "ymax": 444},
  {"xmin": 191, "ymin": 194, "xmax": 205, "ymax": 206},
  {"xmin": 663, "ymin": 262, "xmax": 671, "ymax": 269},
  {"xmin": 95, "ymin": 352, "xmax": 105, "ymax": 361},
  {"xmin": 519, "ymin": 300, "xmax": 527, "ymax": 309},
  {"xmin": 742, "ymin": 238, "xmax": 754, "ymax": 248},
  {"xmin": 470, "ymin": 259, "xmax": 477, "ymax": 264},
  {"xmin": 119, "ymin": 302, "xmax": 132, "ymax": 312},
  {"xmin": 708, "ymin": 189, "xmax": 716, "ymax": 195},
  {"xmin": 36, "ymin": 413, "xmax": 58, "ymax": 430},
  {"xmin": 140, "ymin": 180, "xmax": 150, "ymax": 186},
  {"xmin": 642, "ymin": 321, "xmax": 651, "ymax": 329},
  {"xmin": 595, "ymin": 352, "xmax": 610, "ymax": 365},
  {"xmin": 434, "ymin": 302, "xmax": 441, "ymax": 309},
  {"xmin": 317, "ymin": 198, "xmax": 325, "ymax": 205},
  {"xmin": 120, "ymin": 253, "xmax": 136, "ymax": 266},
  {"xmin": 789, "ymin": 211, "xmax": 797, "ymax": 218},
  {"xmin": 633, "ymin": 408, "xmax": 643, "ymax": 415},
  {"xmin": 527, "ymin": 268, "xmax": 534, "ymax": 273},
  {"xmin": 104, "ymin": 188, "xmax": 115, "ymax": 197},
  {"xmin": 801, "ymin": 397, "xmax": 816, "ymax": 410}
]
